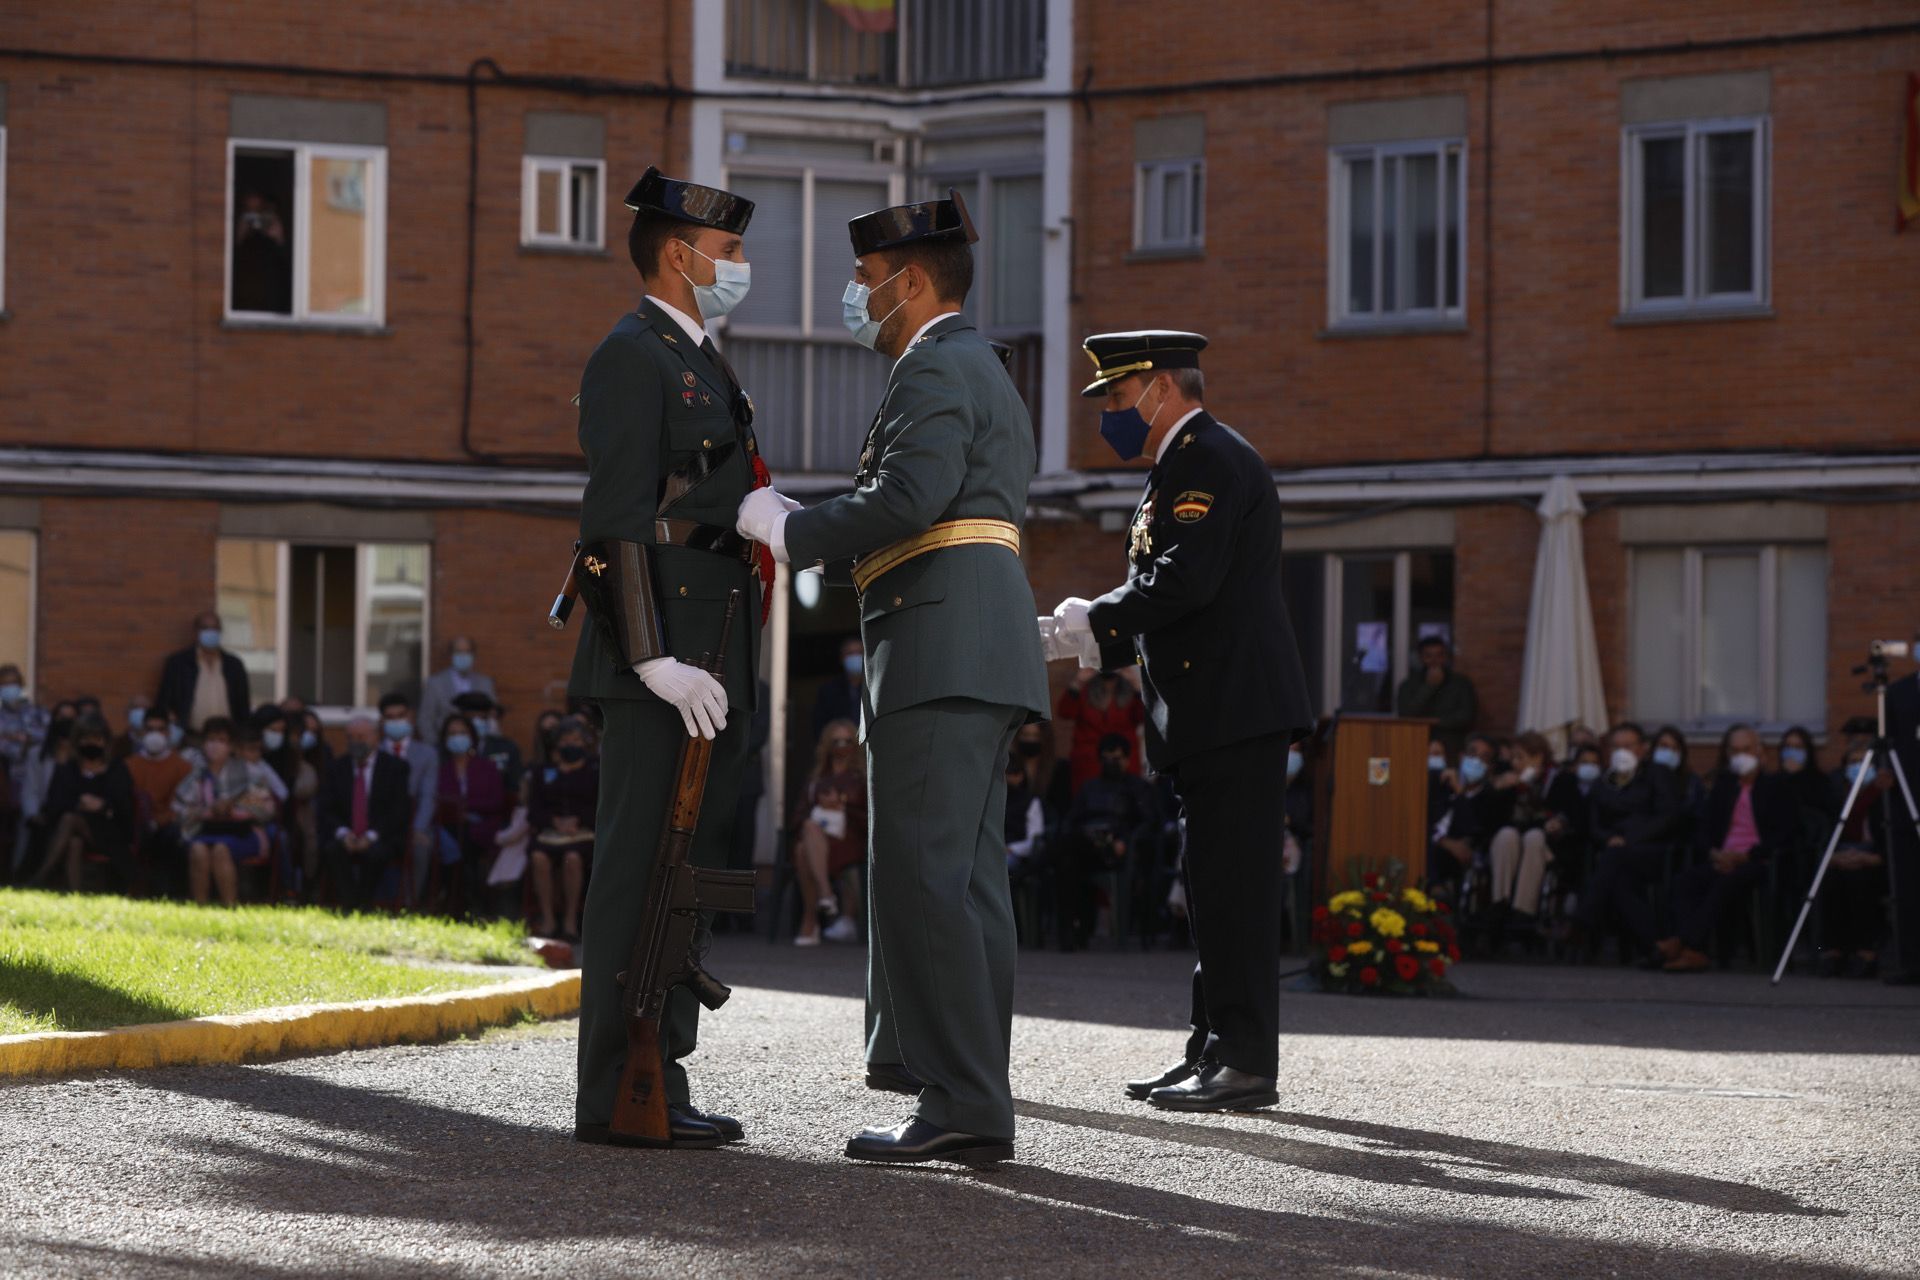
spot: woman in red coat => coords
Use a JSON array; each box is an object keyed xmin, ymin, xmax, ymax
[{"xmin": 1054, "ymin": 667, "xmax": 1146, "ymax": 791}]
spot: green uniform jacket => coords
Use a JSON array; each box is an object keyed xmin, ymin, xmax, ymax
[
  {"xmin": 783, "ymin": 314, "xmax": 1048, "ymax": 724},
  {"xmin": 566, "ymin": 302, "xmax": 761, "ymax": 712}
]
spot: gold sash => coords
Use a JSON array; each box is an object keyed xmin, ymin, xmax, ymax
[{"xmin": 851, "ymin": 518, "xmax": 1021, "ymax": 595}]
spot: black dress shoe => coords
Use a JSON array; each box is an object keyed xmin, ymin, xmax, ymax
[
  {"xmin": 574, "ymin": 1110, "xmax": 727, "ymax": 1150},
  {"xmin": 1148, "ymin": 1063, "xmax": 1279, "ymax": 1113},
  {"xmin": 844, "ymin": 1117, "xmax": 1013, "ymax": 1165},
  {"xmin": 865, "ymin": 1061, "xmax": 925, "ymax": 1095},
  {"xmin": 672, "ymin": 1103, "xmax": 744, "ymax": 1143},
  {"xmin": 1125, "ymin": 1060, "xmax": 1198, "ymax": 1101}
]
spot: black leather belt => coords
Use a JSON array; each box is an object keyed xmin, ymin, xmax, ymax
[{"xmin": 655, "ymin": 518, "xmax": 753, "ymax": 563}]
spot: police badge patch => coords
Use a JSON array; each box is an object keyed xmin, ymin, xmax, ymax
[{"xmin": 1172, "ymin": 490, "xmax": 1214, "ymax": 523}]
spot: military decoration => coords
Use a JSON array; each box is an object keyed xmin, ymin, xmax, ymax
[{"xmin": 1129, "ymin": 491, "xmax": 1156, "ymax": 560}]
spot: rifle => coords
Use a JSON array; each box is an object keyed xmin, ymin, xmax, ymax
[
  {"xmin": 608, "ymin": 588, "xmax": 758, "ymax": 1145},
  {"xmin": 548, "ymin": 540, "xmax": 582, "ymax": 630}
]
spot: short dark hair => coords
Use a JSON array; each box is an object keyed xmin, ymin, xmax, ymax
[
  {"xmin": 452, "ymin": 691, "xmax": 496, "ymax": 714},
  {"xmin": 378, "ymin": 692, "xmax": 412, "ymax": 715},
  {"xmin": 628, "ymin": 211, "xmax": 696, "ymax": 280},
  {"xmin": 1418, "ymin": 635, "xmax": 1450, "ymax": 651},
  {"xmin": 1610, "ymin": 720, "xmax": 1648, "ymax": 744},
  {"xmin": 882, "ymin": 240, "xmax": 973, "ymax": 304},
  {"xmin": 1097, "ymin": 733, "xmax": 1132, "ymax": 756},
  {"xmin": 201, "ymin": 716, "xmax": 236, "ymax": 741}
]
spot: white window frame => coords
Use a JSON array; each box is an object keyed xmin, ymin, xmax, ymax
[
  {"xmin": 223, "ymin": 137, "xmax": 388, "ymax": 328},
  {"xmin": 521, "ymin": 155, "xmax": 607, "ymax": 249},
  {"xmin": 1328, "ymin": 137, "xmax": 1467, "ymax": 328},
  {"xmin": 1628, "ymin": 542, "xmax": 1822, "ymax": 733},
  {"xmin": 1133, "ymin": 158, "xmax": 1205, "ymax": 253},
  {"xmin": 920, "ymin": 162, "xmax": 1045, "ymax": 336},
  {"xmin": 1312, "ymin": 549, "xmax": 1454, "ymax": 715},
  {"xmin": 1620, "ymin": 115, "xmax": 1769, "ymax": 315}
]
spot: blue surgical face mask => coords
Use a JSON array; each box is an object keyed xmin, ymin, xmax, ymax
[
  {"xmin": 842, "ymin": 268, "xmax": 907, "ymax": 351},
  {"xmin": 445, "ymin": 733, "xmax": 473, "ymax": 756},
  {"xmin": 299, "ymin": 729, "xmax": 319, "ymax": 752},
  {"xmin": 198, "ymin": 628, "xmax": 223, "ymax": 650},
  {"xmin": 169, "ymin": 722, "xmax": 186, "ymax": 746},
  {"xmin": 1781, "ymin": 746, "xmax": 1808, "ymax": 769},
  {"xmin": 1286, "ymin": 749, "xmax": 1304, "ymax": 781},
  {"xmin": 472, "ymin": 717, "xmax": 496, "ymax": 739},
  {"xmin": 843, "ymin": 653, "xmax": 865, "ymax": 677},
  {"xmin": 1653, "ymin": 746, "xmax": 1682, "ymax": 770},
  {"xmin": 0, "ymin": 683, "xmax": 19, "ymax": 705},
  {"xmin": 127, "ymin": 707, "xmax": 146, "ymax": 730},
  {"xmin": 451, "ymin": 652, "xmax": 475, "ymax": 674},
  {"xmin": 1846, "ymin": 761, "xmax": 1875, "ymax": 786},
  {"xmin": 1098, "ymin": 380, "xmax": 1164, "ymax": 463},
  {"xmin": 262, "ymin": 729, "xmax": 285, "ymax": 752},
  {"xmin": 1460, "ymin": 756, "xmax": 1489, "ymax": 785},
  {"xmin": 382, "ymin": 718, "xmax": 411, "ymax": 742},
  {"xmin": 681, "ymin": 243, "xmax": 751, "ymax": 320},
  {"xmin": 1427, "ymin": 754, "xmax": 1446, "ymax": 773},
  {"xmin": 1576, "ymin": 761, "xmax": 1602, "ymax": 784}
]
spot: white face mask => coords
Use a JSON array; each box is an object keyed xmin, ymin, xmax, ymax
[
  {"xmin": 679, "ymin": 242, "xmax": 750, "ymax": 320},
  {"xmin": 1610, "ymin": 748, "xmax": 1640, "ymax": 777},
  {"xmin": 142, "ymin": 731, "xmax": 170, "ymax": 757},
  {"xmin": 1728, "ymin": 752, "xmax": 1760, "ymax": 777},
  {"xmin": 842, "ymin": 267, "xmax": 908, "ymax": 351}
]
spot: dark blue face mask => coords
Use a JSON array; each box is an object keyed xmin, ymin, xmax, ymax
[{"xmin": 1098, "ymin": 381, "xmax": 1163, "ymax": 462}]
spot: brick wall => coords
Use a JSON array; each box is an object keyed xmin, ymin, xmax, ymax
[
  {"xmin": 1826, "ymin": 499, "xmax": 1920, "ymax": 751},
  {"xmin": 1450, "ymin": 503, "xmax": 1539, "ymax": 736}
]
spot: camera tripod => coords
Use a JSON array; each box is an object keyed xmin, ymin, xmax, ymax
[{"xmin": 1772, "ymin": 649, "xmax": 1919, "ymax": 985}]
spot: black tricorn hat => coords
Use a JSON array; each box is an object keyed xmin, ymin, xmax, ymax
[
  {"xmin": 848, "ymin": 187, "xmax": 979, "ymax": 257},
  {"xmin": 1079, "ymin": 330, "xmax": 1208, "ymax": 397},
  {"xmin": 623, "ymin": 165, "xmax": 755, "ymax": 235}
]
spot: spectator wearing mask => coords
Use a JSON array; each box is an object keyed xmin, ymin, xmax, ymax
[
  {"xmin": 32, "ymin": 717, "xmax": 137, "ymax": 892},
  {"xmin": 1396, "ymin": 636, "xmax": 1478, "ymax": 756},
  {"xmin": 530, "ymin": 709, "xmax": 563, "ymax": 774},
  {"xmin": 13, "ymin": 702, "xmax": 77, "ymax": 876},
  {"xmin": 1541, "ymin": 742, "xmax": 1605, "ymax": 920},
  {"xmin": 1488, "ymin": 732, "xmax": 1559, "ymax": 924},
  {"xmin": 317, "ymin": 715, "xmax": 413, "ymax": 910},
  {"xmin": 0, "ymin": 662, "xmax": 50, "ymax": 775},
  {"xmin": 432, "ymin": 712, "xmax": 509, "ymax": 916},
  {"xmin": 1574, "ymin": 722, "xmax": 1685, "ymax": 959},
  {"xmin": 1564, "ymin": 724, "xmax": 1600, "ymax": 766},
  {"xmin": 419, "ymin": 637, "xmax": 496, "ymax": 748},
  {"xmin": 1428, "ymin": 734, "xmax": 1509, "ymax": 902},
  {"xmin": 528, "ymin": 717, "xmax": 598, "ymax": 941},
  {"xmin": 812, "ymin": 637, "xmax": 867, "ymax": 743},
  {"xmin": 1426, "ymin": 737, "xmax": 1453, "ymax": 829},
  {"xmin": 1011, "ymin": 720, "xmax": 1073, "ymax": 821},
  {"xmin": 1774, "ymin": 724, "xmax": 1833, "ymax": 888},
  {"xmin": 791, "ymin": 719, "xmax": 867, "ymax": 947},
  {"xmin": 125, "ymin": 708, "xmax": 192, "ymax": 882},
  {"xmin": 378, "ymin": 692, "xmax": 441, "ymax": 906},
  {"xmin": 1655, "ymin": 724, "xmax": 1796, "ymax": 972},
  {"xmin": 156, "ymin": 613, "xmax": 252, "ymax": 734},
  {"xmin": 173, "ymin": 718, "xmax": 275, "ymax": 907},
  {"xmin": 1818, "ymin": 738, "xmax": 1891, "ymax": 978},
  {"xmin": 1004, "ymin": 756, "xmax": 1045, "ymax": 869},
  {"xmin": 1056, "ymin": 667, "xmax": 1146, "ymax": 791},
  {"xmin": 456, "ymin": 692, "xmax": 525, "ymax": 797},
  {"xmin": 1652, "ymin": 725, "xmax": 1704, "ymax": 845},
  {"xmin": 111, "ymin": 697, "xmax": 153, "ymax": 762},
  {"xmin": 1055, "ymin": 733, "xmax": 1161, "ymax": 950}
]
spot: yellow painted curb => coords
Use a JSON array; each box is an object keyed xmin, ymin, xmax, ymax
[{"xmin": 0, "ymin": 969, "xmax": 580, "ymax": 1078}]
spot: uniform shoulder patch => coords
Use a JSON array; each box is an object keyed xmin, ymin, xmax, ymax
[{"xmin": 1172, "ymin": 490, "xmax": 1214, "ymax": 523}]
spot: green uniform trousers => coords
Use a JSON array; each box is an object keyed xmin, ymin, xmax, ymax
[
  {"xmin": 863, "ymin": 697, "xmax": 1025, "ymax": 1140},
  {"xmin": 576, "ymin": 697, "xmax": 747, "ymax": 1126}
]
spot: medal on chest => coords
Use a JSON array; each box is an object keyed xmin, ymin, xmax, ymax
[{"xmin": 1129, "ymin": 490, "xmax": 1157, "ymax": 561}]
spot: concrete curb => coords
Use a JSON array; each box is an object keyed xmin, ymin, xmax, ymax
[{"xmin": 0, "ymin": 969, "xmax": 580, "ymax": 1078}]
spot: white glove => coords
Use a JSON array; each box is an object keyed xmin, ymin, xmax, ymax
[
  {"xmin": 1038, "ymin": 617, "xmax": 1093, "ymax": 665},
  {"xmin": 634, "ymin": 657, "xmax": 729, "ymax": 740},
  {"xmin": 736, "ymin": 488, "xmax": 794, "ymax": 564},
  {"xmin": 1052, "ymin": 597, "xmax": 1094, "ymax": 644}
]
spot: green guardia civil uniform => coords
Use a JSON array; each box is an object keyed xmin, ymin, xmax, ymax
[
  {"xmin": 567, "ymin": 170, "xmax": 765, "ymax": 1129},
  {"xmin": 780, "ymin": 194, "xmax": 1049, "ymax": 1141}
]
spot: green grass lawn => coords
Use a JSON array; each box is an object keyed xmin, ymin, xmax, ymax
[{"xmin": 0, "ymin": 890, "xmax": 534, "ymax": 1035}]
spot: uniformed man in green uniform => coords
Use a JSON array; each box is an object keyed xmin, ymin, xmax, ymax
[
  {"xmin": 569, "ymin": 167, "xmax": 782, "ymax": 1151},
  {"xmin": 736, "ymin": 190, "xmax": 1048, "ymax": 1164}
]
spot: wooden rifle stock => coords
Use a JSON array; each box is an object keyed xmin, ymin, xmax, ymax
[{"xmin": 607, "ymin": 590, "xmax": 758, "ymax": 1145}]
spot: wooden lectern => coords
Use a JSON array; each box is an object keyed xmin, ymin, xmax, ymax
[{"xmin": 1312, "ymin": 714, "xmax": 1433, "ymax": 901}]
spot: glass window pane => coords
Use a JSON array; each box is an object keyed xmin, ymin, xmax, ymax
[
  {"xmin": 288, "ymin": 546, "xmax": 356, "ymax": 707},
  {"xmin": 1346, "ymin": 156, "xmax": 1374, "ymax": 314},
  {"xmin": 362, "ymin": 544, "xmax": 427, "ymax": 709},
  {"xmin": 231, "ymin": 148, "xmax": 295, "ymax": 315},
  {"xmin": 1159, "ymin": 167, "xmax": 1187, "ymax": 243},
  {"xmin": 1443, "ymin": 146, "xmax": 1461, "ymax": 308},
  {"xmin": 1700, "ymin": 552, "xmax": 1761, "ymax": 719},
  {"xmin": 306, "ymin": 154, "xmax": 371, "ymax": 317},
  {"xmin": 991, "ymin": 174, "xmax": 1043, "ymax": 329},
  {"xmin": 0, "ymin": 532, "xmax": 33, "ymax": 690},
  {"xmin": 1409, "ymin": 551, "xmax": 1455, "ymax": 662},
  {"xmin": 1281, "ymin": 554, "xmax": 1325, "ymax": 720},
  {"xmin": 1190, "ymin": 163, "xmax": 1205, "ymax": 242},
  {"xmin": 810, "ymin": 177, "xmax": 890, "ymax": 332},
  {"xmin": 569, "ymin": 164, "xmax": 600, "ymax": 244},
  {"xmin": 727, "ymin": 174, "xmax": 804, "ymax": 329},
  {"xmin": 1339, "ymin": 556, "xmax": 1396, "ymax": 714},
  {"xmin": 1406, "ymin": 151, "xmax": 1439, "ymax": 310},
  {"xmin": 216, "ymin": 540, "xmax": 279, "ymax": 709},
  {"xmin": 1776, "ymin": 546, "xmax": 1827, "ymax": 725},
  {"xmin": 1702, "ymin": 129, "xmax": 1755, "ymax": 296},
  {"xmin": 1631, "ymin": 548, "xmax": 1687, "ymax": 721},
  {"xmin": 1640, "ymin": 135, "xmax": 1685, "ymax": 300},
  {"xmin": 534, "ymin": 165, "xmax": 563, "ymax": 238},
  {"xmin": 1380, "ymin": 156, "xmax": 1399, "ymax": 311}
]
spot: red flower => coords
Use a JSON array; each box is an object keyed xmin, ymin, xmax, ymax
[
  {"xmin": 1327, "ymin": 944, "xmax": 1347, "ymax": 962},
  {"xmin": 1428, "ymin": 957, "xmax": 1448, "ymax": 977},
  {"xmin": 1446, "ymin": 944, "xmax": 1462, "ymax": 961},
  {"xmin": 1362, "ymin": 873, "xmax": 1380, "ymax": 889},
  {"xmin": 1346, "ymin": 921, "xmax": 1363, "ymax": 938},
  {"xmin": 1437, "ymin": 901, "xmax": 1451, "ymax": 914},
  {"xmin": 1411, "ymin": 923, "xmax": 1429, "ymax": 938},
  {"xmin": 1359, "ymin": 966, "xmax": 1380, "ymax": 986},
  {"xmin": 1312, "ymin": 905, "xmax": 1330, "ymax": 922},
  {"xmin": 1394, "ymin": 954, "xmax": 1420, "ymax": 982},
  {"xmin": 1385, "ymin": 938, "xmax": 1404, "ymax": 953},
  {"xmin": 1435, "ymin": 921, "xmax": 1456, "ymax": 941}
]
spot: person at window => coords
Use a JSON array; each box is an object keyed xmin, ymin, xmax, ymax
[
  {"xmin": 1573, "ymin": 722, "xmax": 1684, "ymax": 960},
  {"xmin": 431, "ymin": 711, "xmax": 508, "ymax": 918},
  {"xmin": 231, "ymin": 190, "xmax": 292, "ymax": 314},
  {"xmin": 1395, "ymin": 635, "xmax": 1477, "ymax": 756},
  {"xmin": 377, "ymin": 691, "xmax": 441, "ymax": 906},
  {"xmin": 812, "ymin": 637, "xmax": 867, "ymax": 744},
  {"xmin": 111, "ymin": 696, "xmax": 153, "ymax": 762},
  {"xmin": 1655, "ymin": 724, "xmax": 1796, "ymax": 973},
  {"xmin": 156, "ymin": 613, "xmax": 252, "ymax": 735},
  {"xmin": 791, "ymin": 719, "xmax": 867, "ymax": 947},
  {"xmin": 1055, "ymin": 733, "xmax": 1162, "ymax": 951},
  {"xmin": 173, "ymin": 718, "xmax": 275, "ymax": 907},
  {"xmin": 1487, "ymin": 731, "xmax": 1560, "ymax": 926},
  {"xmin": 1815, "ymin": 737, "xmax": 1891, "ymax": 978},
  {"xmin": 1652, "ymin": 724, "xmax": 1704, "ymax": 846},
  {"xmin": 528, "ymin": 717, "xmax": 598, "ymax": 941},
  {"xmin": 31, "ymin": 717, "xmax": 137, "ymax": 892},
  {"xmin": 455, "ymin": 691, "xmax": 525, "ymax": 798},
  {"xmin": 1055, "ymin": 667, "xmax": 1146, "ymax": 791},
  {"xmin": 419, "ymin": 637, "xmax": 496, "ymax": 748},
  {"xmin": 124, "ymin": 707, "xmax": 192, "ymax": 892},
  {"xmin": 0, "ymin": 663, "xmax": 51, "ymax": 775},
  {"xmin": 317, "ymin": 715, "xmax": 413, "ymax": 911}
]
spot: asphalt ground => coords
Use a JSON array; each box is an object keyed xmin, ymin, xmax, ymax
[{"xmin": 3, "ymin": 938, "xmax": 1917, "ymax": 1278}]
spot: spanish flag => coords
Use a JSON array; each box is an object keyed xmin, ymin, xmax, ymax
[
  {"xmin": 825, "ymin": 0, "xmax": 896, "ymax": 34},
  {"xmin": 1902, "ymin": 73, "xmax": 1920, "ymax": 232}
]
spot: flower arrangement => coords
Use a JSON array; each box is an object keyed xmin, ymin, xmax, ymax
[{"xmin": 1310, "ymin": 871, "xmax": 1460, "ymax": 996}]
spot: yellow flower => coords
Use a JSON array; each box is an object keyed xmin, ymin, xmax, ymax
[
  {"xmin": 1414, "ymin": 940, "xmax": 1440, "ymax": 954},
  {"xmin": 1369, "ymin": 908, "xmax": 1407, "ymax": 938},
  {"xmin": 1401, "ymin": 887, "xmax": 1433, "ymax": 913},
  {"xmin": 1346, "ymin": 940, "xmax": 1373, "ymax": 956},
  {"xmin": 1329, "ymin": 891, "xmax": 1366, "ymax": 915}
]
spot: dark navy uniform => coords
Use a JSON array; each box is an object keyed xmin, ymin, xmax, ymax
[{"xmin": 1080, "ymin": 331, "xmax": 1312, "ymax": 1087}]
